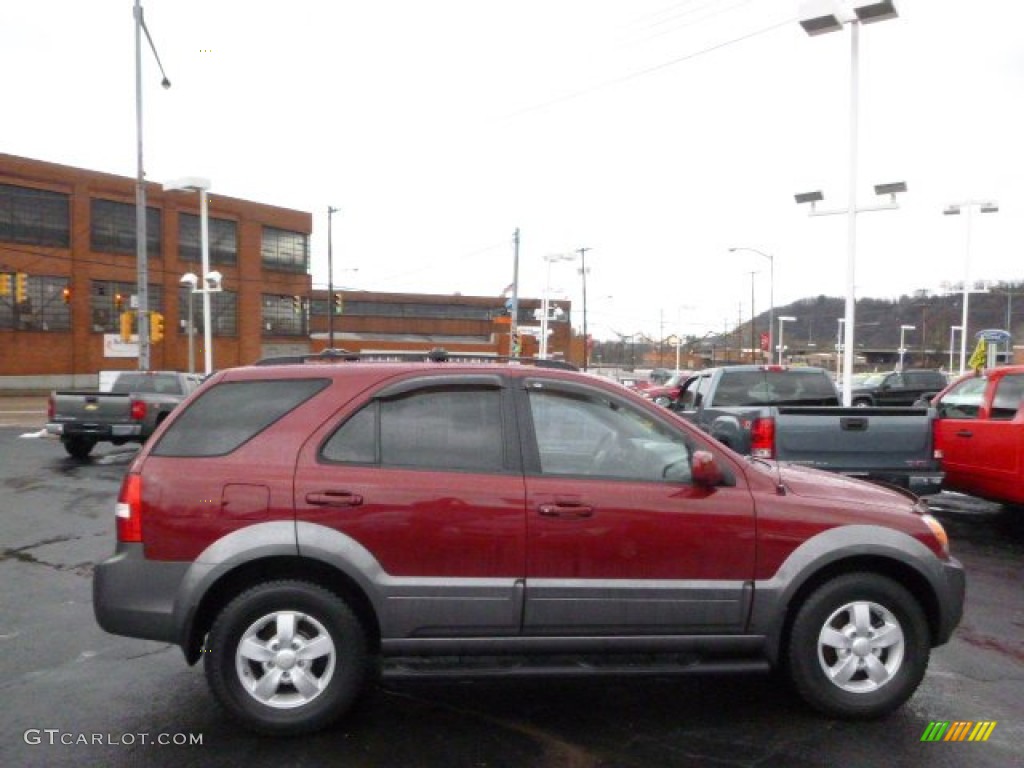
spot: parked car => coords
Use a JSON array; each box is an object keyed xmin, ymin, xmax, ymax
[
  {"xmin": 46, "ymin": 371, "xmax": 203, "ymax": 458},
  {"xmin": 930, "ymin": 365, "xmax": 1024, "ymax": 505},
  {"xmin": 94, "ymin": 353, "xmax": 963, "ymax": 735},
  {"xmin": 669, "ymin": 365, "xmax": 942, "ymax": 495},
  {"xmin": 850, "ymin": 369, "xmax": 948, "ymax": 407},
  {"xmin": 640, "ymin": 369, "xmax": 694, "ymax": 406}
]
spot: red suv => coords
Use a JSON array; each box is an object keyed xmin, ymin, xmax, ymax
[{"xmin": 94, "ymin": 354, "xmax": 964, "ymax": 735}]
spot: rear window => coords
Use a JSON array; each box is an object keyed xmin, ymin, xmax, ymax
[
  {"xmin": 150, "ymin": 379, "xmax": 328, "ymax": 457},
  {"xmin": 112, "ymin": 373, "xmax": 183, "ymax": 395},
  {"xmin": 715, "ymin": 370, "xmax": 839, "ymax": 406}
]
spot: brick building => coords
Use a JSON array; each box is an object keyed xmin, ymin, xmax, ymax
[{"xmin": 0, "ymin": 154, "xmax": 576, "ymax": 391}]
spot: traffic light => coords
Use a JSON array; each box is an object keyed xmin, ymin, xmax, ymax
[
  {"xmin": 14, "ymin": 272, "xmax": 28, "ymax": 303},
  {"xmin": 292, "ymin": 295, "xmax": 303, "ymax": 314},
  {"xmin": 62, "ymin": 286, "xmax": 72, "ymax": 304},
  {"xmin": 150, "ymin": 311, "xmax": 165, "ymax": 344},
  {"xmin": 0, "ymin": 273, "xmax": 9, "ymax": 296},
  {"xmin": 334, "ymin": 292, "xmax": 343, "ymax": 315},
  {"xmin": 119, "ymin": 311, "xmax": 135, "ymax": 342},
  {"xmin": 114, "ymin": 293, "xmax": 124, "ymax": 311}
]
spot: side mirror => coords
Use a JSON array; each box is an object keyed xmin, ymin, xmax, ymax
[{"xmin": 691, "ymin": 450, "xmax": 723, "ymax": 487}]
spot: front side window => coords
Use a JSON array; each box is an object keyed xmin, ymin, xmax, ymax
[
  {"xmin": 322, "ymin": 386, "xmax": 505, "ymax": 472},
  {"xmin": 990, "ymin": 375, "xmax": 1024, "ymax": 420},
  {"xmin": 527, "ymin": 386, "xmax": 691, "ymax": 482},
  {"xmin": 936, "ymin": 376, "xmax": 988, "ymax": 419}
]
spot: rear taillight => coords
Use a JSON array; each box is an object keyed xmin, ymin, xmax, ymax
[
  {"xmin": 116, "ymin": 473, "xmax": 143, "ymax": 543},
  {"xmin": 130, "ymin": 399, "xmax": 147, "ymax": 421},
  {"xmin": 750, "ymin": 417, "xmax": 776, "ymax": 458}
]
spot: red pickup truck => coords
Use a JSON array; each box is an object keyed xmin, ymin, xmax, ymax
[{"xmin": 931, "ymin": 365, "xmax": 1024, "ymax": 505}]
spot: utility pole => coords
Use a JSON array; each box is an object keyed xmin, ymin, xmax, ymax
[
  {"xmin": 749, "ymin": 270, "xmax": 757, "ymax": 363},
  {"xmin": 511, "ymin": 228, "xmax": 520, "ymax": 356},
  {"xmin": 327, "ymin": 206, "xmax": 339, "ymax": 349},
  {"xmin": 577, "ymin": 246, "xmax": 591, "ymax": 370}
]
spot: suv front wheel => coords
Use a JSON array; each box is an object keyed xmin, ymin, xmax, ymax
[
  {"xmin": 787, "ymin": 573, "xmax": 930, "ymax": 719},
  {"xmin": 204, "ymin": 580, "xmax": 370, "ymax": 735}
]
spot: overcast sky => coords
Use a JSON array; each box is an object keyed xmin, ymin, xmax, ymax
[{"xmin": 4, "ymin": 0, "xmax": 1023, "ymax": 341}]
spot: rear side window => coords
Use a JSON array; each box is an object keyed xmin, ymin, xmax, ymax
[
  {"xmin": 151, "ymin": 379, "xmax": 329, "ymax": 457},
  {"xmin": 321, "ymin": 386, "xmax": 506, "ymax": 472},
  {"xmin": 112, "ymin": 373, "xmax": 183, "ymax": 395}
]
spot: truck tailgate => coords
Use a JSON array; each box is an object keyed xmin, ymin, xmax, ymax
[{"xmin": 773, "ymin": 406, "xmax": 936, "ymax": 473}]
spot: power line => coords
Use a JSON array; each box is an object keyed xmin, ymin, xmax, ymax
[{"xmin": 507, "ymin": 15, "xmax": 794, "ymax": 119}]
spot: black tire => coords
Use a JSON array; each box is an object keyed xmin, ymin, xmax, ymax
[
  {"xmin": 205, "ymin": 580, "xmax": 370, "ymax": 735},
  {"xmin": 852, "ymin": 399, "xmax": 872, "ymax": 408},
  {"xmin": 787, "ymin": 573, "xmax": 930, "ymax": 719},
  {"xmin": 64, "ymin": 437, "xmax": 96, "ymax": 459}
]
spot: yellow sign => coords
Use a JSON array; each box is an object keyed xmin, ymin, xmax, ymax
[{"xmin": 967, "ymin": 338, "xmax": 987, "ymax": 371}]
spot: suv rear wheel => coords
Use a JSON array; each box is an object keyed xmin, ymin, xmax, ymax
[
  {"xmin": 787, "ymin": 573, "xmax": 929, "ymax": 719},
  {"xmin": 204, "ymin": 580, "xmax": 370, "ymax": 735}
]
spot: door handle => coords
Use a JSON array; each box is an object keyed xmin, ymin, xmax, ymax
[
  {"xmin": 955, "ymin": 430, "xmax": 973, "ymax": 438},
  {"xmin": 305, "ymin": 491, "xmax": 364, "ymax": 507},
  {"xmin": 538, "ymin": 504, "xmax": 594, "ymax": 519}
]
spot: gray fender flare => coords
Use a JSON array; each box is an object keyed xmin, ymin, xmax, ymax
[{"xmin": 749, "ymin": 524, "xmax": 949, "ymax": 664}]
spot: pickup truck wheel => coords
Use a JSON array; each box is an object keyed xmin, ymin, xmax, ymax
[
  {"xmin": 787, "ymin": 573, "xmax": 929, "ymax": 719},
  {"xmin": 205, "ymin": 580, "xmax": 370, "ymax": 736},
  {"xmin": 852, "ymin": 399, "xmax": 872, "ymax": 408},
  {"xmin": 64, "ymin": 437, "xmax": 96, "ymax": 459}
]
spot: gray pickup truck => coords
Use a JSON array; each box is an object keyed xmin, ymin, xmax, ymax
[
  {"xmin": 669, "ymin": 365, "xmax": 943, "ymax": 495},
  {"xmin": 46, "ymin": 371, "xmax": 202, "ymax": 459}
]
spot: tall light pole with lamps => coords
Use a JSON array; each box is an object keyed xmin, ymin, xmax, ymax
[
  {"xmin": 729, "ymin": 247, "xmax": 773, "ymax": 361},
  {"xmin": 898, "ymin": 324, "xmax": 915, "ymax": 371},
  {"xmin": 539, "ymin": 253, "xmax": 576, "ymax": 359},
  {"xmin": 778, "ymin": 316, "xmax": 796, "ymax": 365},
  {"xmin": 943, "ymin": 200, "xmax": 999, "ymax": 374},
  {"xmin": 796, "ymin": 0, "xmax": 903, "ymax": 405},
  {"xmin": 163, "ymin": 177, "xmax": 220, "ymax": 375},
  {"xmin": 133, "ymin": 0, "xmax": 171, "ymax": 370}
]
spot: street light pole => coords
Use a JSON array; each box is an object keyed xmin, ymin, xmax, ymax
[
  {"xmin": 944, "ymin": 200, "xmax": 999, "ymax": 374},
  {"xmin": 327, "ymin": 206, "xmax": 340, "ymax": 349},
  {"xmin": 180, "ymin": 273, "xmax": 197, "ymax": 374},
  {"xmin": 797, "ymin": 1, "xmax": 901, "ymax": 405},
  {"xmin": 948, "ymin": 325, "xmax": 962, "ymax": 373},
  {"xmin": 898, "ymin": 324, "xmax": 915, "ymax": 371},
  {"xmin": 778, "ymin": 316, "xmax": 796, "ymax": 365},
  {"xmin": 133, "ymin": 0, "xmax": 171, "ymax": 370},
  {"xmin": 577, "ymin": 246, "xmax": 591, "ymax": 370},
  {"xmin": 163, "ymin": 177, "xmax": 215, "ymax": 375}
]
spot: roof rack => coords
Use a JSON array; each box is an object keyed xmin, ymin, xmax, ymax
[{"xmin": 252, "ymin": 347, "xmax": 578, "ymax": 371}]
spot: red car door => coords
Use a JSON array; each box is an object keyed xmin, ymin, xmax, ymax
[
  {"xmin": 516, "ymin": 377, "xmax": 756, "ymax": 635},
  {"xmin": 293, "ymin": 374, "xmax": 528, "ymax": 638},
  {"xmin": 935, "ymin": 372, "xmax": 1024, "ymax": 503}
]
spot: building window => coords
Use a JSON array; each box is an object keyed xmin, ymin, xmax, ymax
[
  {"xmin": 178, "ymin": 213, "xmax": 238, "ymax": 265},
  {"xmin": 0, "ymin": 274, "xmax": 71, "ymax": 331},
  {"xmin": 90, "ymin": 280, "xmax": 162, "ymax": 334},
  {"xmin": 0, "ymin": 184, "xmax": 70, "ymax": 248},
  {"xmin": 91, "ymin": 199, "xmax": 162, "ymax": 256},
  {"xmin": 178, "ymin": 287, "xmax": 237, "ymax": 337},
  {"xmin": 262, "ymin": 294, "xmax": 305, "ymax": 336},
  {"xmin": 261, "ymin": 227, "xmax": 308, "ymax": 273},
  {"xmin": 341, "ymin": 300, "xmax": 500, "ymax": 321}
]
